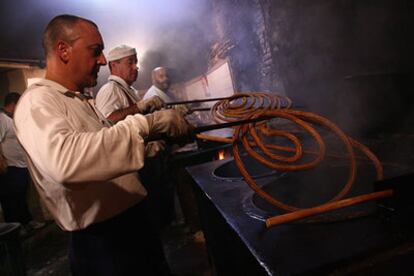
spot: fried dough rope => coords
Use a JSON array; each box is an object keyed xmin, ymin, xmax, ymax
[{"xmin": 195, "ymin": 92, "xmax": 383, "ymax": 222}]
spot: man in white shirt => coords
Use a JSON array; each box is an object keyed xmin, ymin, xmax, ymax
[
  {"xmin": 144, "ymin": 67, "xmax": 173, "ymax": 102},
  {"xmin": 96, "ymin": 45, "xmax": 164, "ymax": 123},
  {"xmin": 0, "ymin": 92, "xmax": 44, "ymax": 234},
  {"xmin": 96, "ymin": 47, "xmax": 174, "ymax": 229},
  {"xmin": 144, "ymin": 67, "xmax": 189, "ymax": 115},
  {"xmin": 144, "ymin": 67, "xmax": 195, "ymax": 229},
  {"xmin": 14, "ymin": 14, "xmax": 193, "ymax": 275}
]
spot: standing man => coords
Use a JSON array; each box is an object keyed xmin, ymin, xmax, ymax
[
  {"xmin": 95, "ymin": 44, "xmax": 164, "ymax": 124},
  {"xmin": 144, "ymin": 66, "xmax": 189, "ymax": 115},
  {"xmin": 144, "ymin": 67, "xmax": 173, "ymax": 102},
  {"xmin": 0, "ymin": 92, "xmax": 44, "ymax": 235},
  {"xmin": 96, "ymin": 46, "xmax": 173, "ymax": 229},
  {"xmin": 14, "ymin": 14, "xmax": 193, "ymax": 275},
  {"xmin": 144, "ymin": 67, "xmax": 193, "ymax": 229}
]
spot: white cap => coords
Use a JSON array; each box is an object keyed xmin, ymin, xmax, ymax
[{"xmin": 107, "ymin": 45, "xmax": 137, "ymax": 62}]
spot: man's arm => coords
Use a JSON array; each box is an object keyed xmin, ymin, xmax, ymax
[
  {"xmin": 106, "ymin": 104, "xmax": 140, "ymax": 123},
  {"xmin": 106, "ymin": 96, "xmax": 166, "ymax": 123},
  {"xmin": 14, "ymin": 90, "xmax": 150, "ymax": 184},
  {"xmin": 96, "ymin": 84, "xmax": 165, "ymax": 123}
]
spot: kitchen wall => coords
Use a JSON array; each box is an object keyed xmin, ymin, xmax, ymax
[
  {"xmin": 210, "ymin": 0, "xmax": 283, "ymax": 93},
  {"xmin": 0, "ymin": 66, "xmax": 44, "ymax": 105},
  {"xmin": 210, "ymin": 0, "xmax": 413, "ymax": 136}
]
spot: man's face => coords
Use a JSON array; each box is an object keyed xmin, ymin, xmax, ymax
[
  {"xmin": 111, "ymin": 55, "xmax": 138, "ymax": 86},
  {"xmin": 154, "ymin": 68, "xmax": 170, "ymax": 91},
  {"xmin": 68, "ymin": 21, "xmax": 106, "ymax": 90}
]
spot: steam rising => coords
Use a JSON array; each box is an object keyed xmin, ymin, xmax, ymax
[{"xmin": 0, "ymin": 0, "xmax": 216, "ymax": 89}]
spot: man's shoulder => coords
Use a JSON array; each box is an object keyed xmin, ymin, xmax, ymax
[
  {"xmin": 0, "ymin": 111, "xmax": 8, "ymax": 122},
  {"xmin": 143, "ymin": 86, "xmax": 159, "ymax": 99},
  {"xmin": 146, "ymin": 85, "xmax": 158, "ymax": 92},
  {"xmin": 16, "ymin": 85, "xmax": 66, "ymax": 118},
  {"xmin": 96, "ymin": 81, "xmax": 122, "ymax": 97},
  {"xmin": 0, "ymin": 112, "xmax": 12, "ymax": 132},
  {"xmin": 97, "ymin": 81, "xmax": 113, "ymax": 91},
  {"xmin": 22, "ymin": 84, "xmax": 61, "ymax": 103}
]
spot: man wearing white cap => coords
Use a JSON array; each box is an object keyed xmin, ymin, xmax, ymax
[
  {"xmin": 144, "ymin": 66, "xmax": 189, "ymax": 115},
  {"xmin": 96, "ymin": 44, "xmax": 165, "ymax": 123},
  {"xmin": 98, "ymin": 48, "xmax": 180, "ymax": 230}
]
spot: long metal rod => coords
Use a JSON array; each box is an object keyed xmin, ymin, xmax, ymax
[
  {"xmin": 194, "ymin": 116, "xmax": 270, "ymax": 133},
  {"xmin": 189, "ymin": 107, "xmax": 211, "ymax": 112},
  {"xmin": 144, "ymin": 116, "xmax": 270, "ymax": 142},
  {"xmin": 166, "ymin": 96, "xmax": 232, "ymax": 106}
]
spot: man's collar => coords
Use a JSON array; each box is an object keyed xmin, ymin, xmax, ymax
[
  {"xmin": 31, "ymin": 78, "xmax": 75, "ymax": 94},
  {"xmin": 30, "ymin": 78, "xmax": 92, "ymax": 101}
]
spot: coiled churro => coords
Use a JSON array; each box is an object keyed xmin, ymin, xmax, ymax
[{"xmin": 196, "ymin": 92, "xmax": 383, "ymax": 215}]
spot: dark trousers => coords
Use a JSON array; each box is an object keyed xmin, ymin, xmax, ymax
[
  {"xmin": 0, "ymin": 166, "xmax": 32, "ymax": 224},
  {"xmin": 69, "ymin": 200, "xmax": 171, "ymax": 276},
  {"xmin": 140, "ymin": 153, "xmax": 175, "ymax": 230}
]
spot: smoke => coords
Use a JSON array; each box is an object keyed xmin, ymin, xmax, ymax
[
  {"xmin": 0, "ymin": 0, "xmax": 216, "ymax": 89},
  {"xmin": 134, "ymin": 17, "xmax": 216, "ymax": 90},
  {"xmin": 92, "ymin": 1, "xmax": 216, "ymax": 89}
]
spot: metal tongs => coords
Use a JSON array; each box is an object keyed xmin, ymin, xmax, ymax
[
  {"xmin": 145, "ymin": 116, "xmax": 270, "ymax": 142},
  {"xmin": 165, "ymin": 96, "xmax": 233, "ymax": 107},
  {"xmin": 194, "ymin": 116, "xmax": 270, "ymax": 133},
  {"xmin": 144, "ymin": 96, "xmax": 273, "ymax": 142},
  {"xmin": 166, "ymin": 96, "xmax": 233, "ymax": 112}
]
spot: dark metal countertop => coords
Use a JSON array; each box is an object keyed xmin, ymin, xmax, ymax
[{"xmin": 187, "ymin": 158, "xmax": 414, "ymax": 275}]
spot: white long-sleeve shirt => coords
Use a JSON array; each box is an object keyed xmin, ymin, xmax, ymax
[
  {"xmin": 95, "ymin": 75, "xmax": 139, "ymax": 118},
  {"xmin": 143, "ymin": 85, "xmax": 173, "ymax": 103},
  {"xmin": 14, "ymin": 79, "xmax": 149, "ymax": 231},
  {"xmin": 0, "ymin": 111, "xmax": 27, "ymax": 168},
  {"xmin": 144, "ymin": 85, "xmax": 189, "ymax": 115}
]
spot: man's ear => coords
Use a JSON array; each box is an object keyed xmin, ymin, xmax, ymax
[
  {"xmin": 56, "ymin": 41, "xmax": 71, "ymax": 63},
  {"xmin": 110, "ymin": 61, "xmax": 120, "ymax": 73}
]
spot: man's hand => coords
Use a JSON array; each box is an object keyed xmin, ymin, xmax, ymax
[
  {"xmin": 145, "ymin": 141, "xmax": 166, "ymax": 157},
  {"xmin": 145, "ymin": 109, "xmax": 194, "ymax": 144},
  {"xmin": 173, "ymin": 104, "xmax": 190, "ymax": 116},
  {"xmin": 136, "ymin": 96, "xmax": 165, "ymax": 114}
]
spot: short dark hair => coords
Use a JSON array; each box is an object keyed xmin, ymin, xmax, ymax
[
  {"xmin": 42, "ymin": 14, "xmax": 98, "ymax": 57},
  {"xmin": 4, "ymin": 92, "xmax": 20, "ymax": 106}
]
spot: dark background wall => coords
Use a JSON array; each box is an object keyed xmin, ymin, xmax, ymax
[
  {"xmin": 0, "ymin": 0, "xmax": 215, "ymax": 90},
  {"xmin": 268, "ymin": 0, "xmax": 413, "ymax": 135},
  {"xmin": 211, "ymin": 0, "xmax": 414, "ymax": 136},
  {"xmin": 210, "ymin": 0, "xmax": 262, "ymax": 92},
  {"xmin": 210, "ymin": 0, "xmax": 284, "ymax": 93}
]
